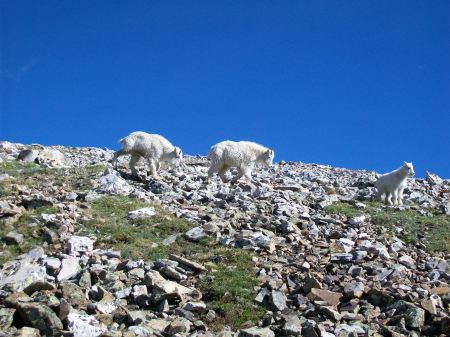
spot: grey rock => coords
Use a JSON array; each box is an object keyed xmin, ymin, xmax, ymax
[
  {"xmin": 0, "ymin": 254, "xmax": 47, "ymax": 292},
  {"xmin": 165, "ymin": 317, "xmax": 191, "ymax": 334},
  {"xmin": 4, "ymin": 231, "xmax": 24, "ymax": 245},
  {"xmin": 389, "ymin": 300, "xmax": 425, "ymax": 328},
  {"xmin": 399, "ymin": 255, "xmax": 416, "ymax": 269},
  {"xmin": 269, "ymin": 290, "xmax": 287, "ymax": 311},
  {"xmin": 23, "ymin": 281, "xmax": 57, "ymax": 295},
  {"xmin": 239, "ymin": 326, "xmax": 275, "ymax": 337},
  {"xmin": 95, "ymin": 170, "xmax": 133, "ymax": 195},
  {"xmin": 185, "ymin": 226, "xmax": 207, "ymax": 241},
  {"xmin": 0, "ymin": 307, "xmax": 16, "ymax": 331},
  {"xmin": 67, "ymin": 236, "xmax": 94, "ymax": 254},
  {"xmin": 334, "ymin": 324, "xmax": 365, "ymax": 336},
  {"xmin": 36, "ymin": 149, "xmax": 66, "ymax": 168},
  {"xmin": 425, "ymin": 171, "xmax": 443, "ymax": 185},
  {"xmin": 128, "ymin": 207, "xmax": 156, "ymax": 219},
  {"xmin": 343, "ymin": 282, "xmax": 365, "ymax": 298},
  {"xmin": 282, "ymin": 314, "xmax": 302, "ymax": 336},
  {"xmin": 42, "ymin": 226, "xmax": 59, "ymax": 243},
  {"xmin": 57, "ymin": 256, "xmax": 81, "ymax": 282},
  {"xmin": 67, "ymin": 312, "xmax": 105, "ymax": 337},
  {"xmin": 183, "ymin": 301, "xmax": 207, "ymax": 313},
  {"xmin": 6, "ymin": 300, "xmax": 63, "ymax": 335},
  {"xmin": 17, "ymin": 149, "xmax": 39, "ymax": 162},
  {"xmin": 15, "ymin": 327, "xmax": 41, "ymax": 337}
]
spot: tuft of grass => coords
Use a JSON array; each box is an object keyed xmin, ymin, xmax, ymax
[
  {"xmin": 325, "ymin": 202, "xmax": 450, "ymax": 253},
  {"xmin": 0, "ymin": 161, "xmax": 46, "ymax": 178},
  {"xmin": 79, "ymin": 195, "xmax": 265, "ymax": 329},
  {"xmin": 197, "ymin": 248, "xmax": 265, "ymax": 329},
  {"xmin": 0, "ymin": 205, "xmax": 59, "ymax": 265}
]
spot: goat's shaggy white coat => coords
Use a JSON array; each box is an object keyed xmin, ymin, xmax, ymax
[
  {"xmin": 375, "ymin": 162, "xmax": 415, "ymax": 205},
  {"xmin": 112, "ymin": 131, "xmax": 182, "ymax": 179},
  {"xmin": 207, "ymin": 141, "xmax": 274, "ymax": 183}
]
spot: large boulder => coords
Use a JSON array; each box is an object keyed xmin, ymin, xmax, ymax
[{"xmin": 36, "ymin": 149, "xmax": 66, "ymax": 168}]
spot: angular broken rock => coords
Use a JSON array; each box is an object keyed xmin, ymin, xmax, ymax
[
  {"xmin": 57, "ymin": 256, "xmax": 81, "ymax": 282},
  {"xmin": 343, "ymin": 282, "xmax": 365, "ymax": 298},
  {"xmin": 282, "ymin": 314, "xmax": 302, "ymax": 336},
  {"xmin": 183, "ymin": 301, "xmax": 207, "ymax": 313},
  {"xmin": 144, "ymin": 270, "xmax": 194, "ymax": 300},
  {"xmin": 23, "ymin": 280, "xmax": 57, "ymax": 295},
  {"xmin": 349, "ymin": 215, "xmax": 366, "ymax": 226},
  {"xmin": 0, "ymin": 307, "xmax": 16, "ymax": 331},
  {"xmin": 128, "ymin": 207, "xmax": 156, "ymax": 219},
  {"xmin": 67, "ymin": 312, "xmax": 106, "ymax": 337},
  {"xmin": 67, "ymin": 236, "xmax": 94, "ymax": 254},
  {"xmin": 17, "ymin": 149, "xmax": 39, "ymax": 162},
  {"xmin": 303, "ymin": 275, "xmax": 322, "ymax": 293},
  {"xmin": 185, "ymin": 226, "xmax": 207, "ymax": 241},
  {"xmin": 239, "ymin": 326, "xmax": 275, "ymax": 337},
  {"xmin": 4, "ymin": 231, "xmax": 24, "ymax": 245},
  {"xmin": 425, "ymin": 171, "xmax": 443, "ymax": 185},
  {"xmin": 389, "ymin": 300, "xmax": 425, "ymax": 328},
  {"xmin": 6, "ymin": 299, "xmax": 63, "ymax": 335},
  {"xmin": 398, "ymin": 254, "xmax": 416, "ymax": 269},
  {"xmin": 15, "ymin": 327, "xmax": 41, "ymax": 337},
  {"xmin": 169, "ymin": 254, "xmax": 207, "ymax": 272},
  {"xmin": 270, "ymin": 290, "xmax": 287, "ymax": 311},
  {"xmin": 165, "ymin": 317, "xmax": 192, "ymax": 334},
  {"xmin": 308, "ymin": 288, "xmax": 343, "ymax": 307},
  {"xmin": 0, "ymin": 256, "xmax": 47, "ymax": 292},
  {"xmin": 36, "ymin": 149, "xmax": 66, "ymax": 168},
  {"xmin": 95, "ymin": 170, "xmax": 133, "ymax": 195}
]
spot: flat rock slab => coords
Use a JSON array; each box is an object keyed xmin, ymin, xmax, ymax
[
  {"xmin": 169, "ymin": 254, "xmax": 207, "ymax": 272},
  {"xmin": 308, "ymin": 288, "xmax": 343, "ymax": 307},
  {"xmin": 57, "ymin": 256, "xmax": 81, "ymax": 282},
  {"xmin": 0, "ymin": 259, "xmax": 47, "ymax": 292},
  {"xmin": 23, "ymin": 281, "xmax": 57, "ymax": 295}
]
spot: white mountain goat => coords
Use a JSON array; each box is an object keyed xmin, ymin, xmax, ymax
[
  {"xmin": 375, "ymin": 162, "xmax": 415, "ymax": 205},
  {"xmin": 207, "ymin": 141, "xmax": 275, "ymax": 183},
  {"xmin": 112, "ymin": 131, "xmax": 182, "ymax": 179}
]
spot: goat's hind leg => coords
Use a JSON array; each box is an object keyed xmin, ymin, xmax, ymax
[
  {"xmin": 397, "ymin": 187, "xmax": 405, "ymax": 205},
  {"xmin": 218, "ymin": 165, "xmax": 231, "ymax": 183},
  {"xmin": 392, "ymin": 190, "xmax": 399, "ymax": 206},
  {"xmin": 386, "ymin": 192, "xmax": 394, "ymax": 205},
  {"xmin": 147, "ymin": 159, "xmax": 160, "ymax": 179},
  {"xmin": 128, "ymin": 153, "xmax": 141, "ymax": 177}
]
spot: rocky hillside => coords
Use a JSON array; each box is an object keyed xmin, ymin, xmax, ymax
[{"xmin": 0, "ymin": 141, "xmax": 449, "ymax": 337}]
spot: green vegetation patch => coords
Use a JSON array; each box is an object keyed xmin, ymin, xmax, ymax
[
  {"xmin": 325, "ymin": 202, "xmax": 450, "ymax": 253},
  {"xmin": 197, "ymin": 248, "xmax": 265, "ymax": 329},
  {"xmin": 0, "ymin": 205, "xmax": 59, "ymax": 265},
  {"xmin": 79, "ymin": 195, "xmax": 264, "ymax": 329},
  {"xmin": 0, "ymin": 160, "xmax": 106, "ymax": 197},
  {"xmin": 0, "ymin": 161, "xmax": 46, "ymax": 178}
]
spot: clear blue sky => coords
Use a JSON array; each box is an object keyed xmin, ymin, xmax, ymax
[{"xmin": 1, "ymin": 1, "xmax": 449, "ymax": 177}]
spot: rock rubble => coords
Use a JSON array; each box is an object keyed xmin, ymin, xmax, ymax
[{"xmin": 0, "ymin": 141, "xmax": 449, "ymax": 337}]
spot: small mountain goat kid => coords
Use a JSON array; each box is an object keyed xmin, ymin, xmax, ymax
[
  {"xmin": 207, "ymin": 141, "xmax": 274, "ymax": 183},
  {"xmin": 375, "ymin": 162, "xmax": 415, "ymax": 205},
  {"xmin": 112, "ymin": 131, "xmax": 182, "ymax": 179}
]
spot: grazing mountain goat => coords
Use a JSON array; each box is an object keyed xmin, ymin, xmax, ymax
[
  {"xmin": 112, "ymin": 132, "xmax": 182, "ymax": 179},
  {"xmin": 375, "ymin": 162, "xmax": 415, "ymax": 205},
  {"xmin": 207, "ymin": 141, "xmax": 274, "ymax": 183}
]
